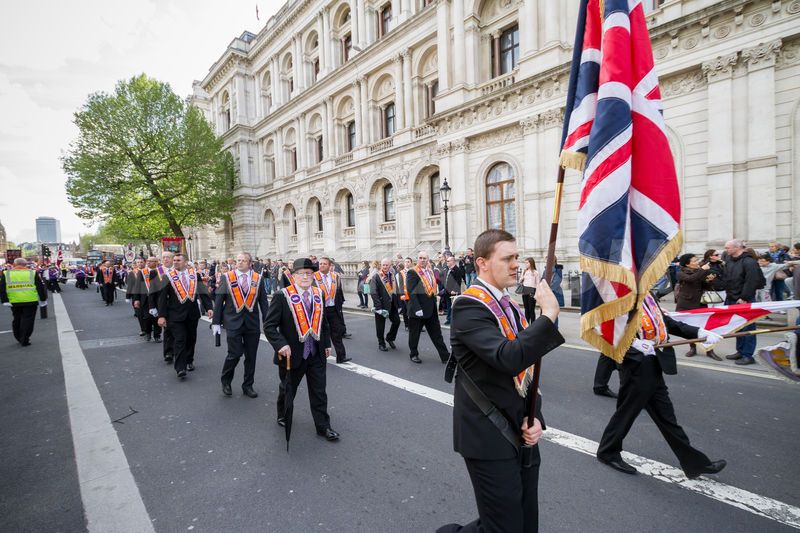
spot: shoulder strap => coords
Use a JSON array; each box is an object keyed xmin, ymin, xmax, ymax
[{"xmin": 455, "ymin": 365, "xmax": 521, "ymax": 453}]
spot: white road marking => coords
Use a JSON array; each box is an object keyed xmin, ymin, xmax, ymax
[
  {"xmin": 0, "ymin": 330, "xmax": 12, "ymax": 335},
  {"xmin": 329, "ymin": 358, "xmax": 800, "ymax": 530},
  {"xmin": 53, "ymin": 293, "xmax": 154, "ymax": 533}
]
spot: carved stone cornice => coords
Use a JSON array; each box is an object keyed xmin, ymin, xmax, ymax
[
  {"xmin": 520, "ymin": 115, "xmax": 541, "ymax": 133},
  {"xmin": 437, "ymin": 142, "xmax": 452, "ymax": 156},
  {"xmin": 702, "ymin": 52, "xmax": 738, "ymax": 81},
  {"xmin": 741, "ymin": 39, "xmax": 782, "ymax": 71},
  {"xmin": 661, "ymin": 69, "xmax": 707, "ymax": 98},
  {"xmin": 451, "ymin": 138, "xmax": 469, "ymax": 153}
]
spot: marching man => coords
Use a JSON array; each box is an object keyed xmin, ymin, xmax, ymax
[
  {"xmin": 314, "ymin": 257, "xmax": 350, "ymax": 364},
  {"xmin": 370, "ymin": 258, "xmax": 401, "ymax": 352},
  {"xmin": 264, "ymin": 258, "xmax": 339, "ymax": 442},
  {"xmin": 157, "ymin": 253, "xmax": 213, "ymax": 379}
]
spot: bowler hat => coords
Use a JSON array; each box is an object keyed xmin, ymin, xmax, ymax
[{"xmin": 292, "ymin": 258, "xmax": 318, "ymax": 272}]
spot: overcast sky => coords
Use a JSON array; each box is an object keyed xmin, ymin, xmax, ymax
[{"xmin": 0, "ymin": 0, "xmax": 283, "ymax": 244}]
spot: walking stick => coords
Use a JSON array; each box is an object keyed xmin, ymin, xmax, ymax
[
  {"xmin": 654, "ymin": 325, "xmax": 800, "ymax": 349},
  {"xmin": 522, "ymin": 166, "xmax": 566, "ymax": 468}
]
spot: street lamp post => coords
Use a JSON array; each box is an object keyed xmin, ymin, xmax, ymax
[{"xmin": 440, "ymin": 177, "xmax": 452, "ymax": 256}]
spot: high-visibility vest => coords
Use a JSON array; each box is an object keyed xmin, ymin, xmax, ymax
[{"xmin": 4, "ymin": 270, "xmax": 38, "ymax": 304}]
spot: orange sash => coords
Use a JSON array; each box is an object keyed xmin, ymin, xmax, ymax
[
  {"xmin": 142, "ymin": 268, "xmax": 153, "ymax": 292},
  {"xmin": 314, "ymin": 271, "xmax": 339, "ymax": 304},
  {"xmin": 640, "ymin": 294, "xmax": 668, "ymax": 343},
  {"xmin": 400, "ymin": 270, "xmax": 409, "ymax": 301},
  {"xmin": 377, "ymin": 271, "xmax": 395, "ymax": 295},
  {"xmin": 415, "ymin": 266, "xmax": 436, "ymax": 297},
  {"xmin": 167, "ymin": 268, "xmax": 197, "ymax": 304},
  {"xmin": 102, "ymin": 267, "xmax": 113, "ymax": 284},
  {"xmin": 460, "ymin": 285, "xmax": 534, "ymax": 398},
  {"xmin": 226, "ymin": 270, "xmax": 261, "ymax": 312},
  {"xmin": 283, "ymin": 284, "xmax": 323, "ymax": 341}
]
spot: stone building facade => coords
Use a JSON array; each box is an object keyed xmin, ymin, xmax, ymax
[{"xmin": 190, "ymin": 0, "xmax": 800, "ymax": 269}]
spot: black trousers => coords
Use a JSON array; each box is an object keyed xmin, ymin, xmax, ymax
[
  {"xmin": 408, "ymin": 314, "xmax": 449, "ymax": 361},
  {"xmin": 162, "ymin": 323, "xmax": 174, "ymax": 358},
  {"xmin": 171, "ymin": 318, "xmax": 198, "ymax": 373},
  {"xmin": 101, "ymin": 284, "xmax": 114, "ymax": 304},
  {"xmin": 375, "ymin": 308, "xmax": 400, "ymax": 346},
  {"xmin": 142, "ymin": 313, "xmax": 161, "ymax": 339},
  {"xmin": 324, "ymin": 307, "xmax": 347, "ymax": 362},
  {"xmin": 438, "ymin": 448, "xmax": 541, "ymax": 533},
  {"xmin": 11, "ymin": 304, "xmax": 37, "ymax": 344},
  {"xmin": 276, "ymin": 354, "xmax": 330, "ymax": 431},
  {"xmin": 522, "ymin": 294, "xmax": 536, "ymax": 323},
  {"xmin": 597, "ymin": 355, "xmax": 711, "ymax": 475},
  {"xmin": 593, "ymin": 354, "xmax": 617, "ymax": 392},
  {"xmin": 399, "ymin": 300, "xmax": 409, "ymax": 328},
  {"xmin": 220, "ymin": 326, "xmax": 260, "ymax": 387}
]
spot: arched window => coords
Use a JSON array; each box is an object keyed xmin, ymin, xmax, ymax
[
  {"xmin": 346, "ymin": 121, "xmax": 356, "ymax": 152},
  {"xmin": 491, "ymin": 25, "xmax": 519, "ymax": 77},
  {"xmin": 290, "ymin": 206, "xmax": 298, "ymax": 235},
  {"xmin": 486, "ymin": 162, "xmax": 516, "ymax": 234},
  {"xmin": 429, "ymin": 172, "xmax": 441, "ymax": 215},
  {"xmin": 221, "ymin": 92, "xmax": 231, "ymax": 131},
  {"xmin": 316, "ymin": 201, "xmax": 323, "ymax": 232},
  {"xmin": 379, "ymin": 3, "xmax": 393, "ymax": 37},
  {"xmin": 346, "ymin": 193, "xmax": 355, "ymax": 228},
  {"xmin": 383, "ymin": 184, "xmax": 395, "ymax": 222}
]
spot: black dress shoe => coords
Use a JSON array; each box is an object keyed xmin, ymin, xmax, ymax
[
  {"xmin": 21, "ymin": 340, "xmax": 31, "ymax": 347},
  {"xmin": 337, "ymin": 357, "xmax": 352, "ymax": 364},
  {"xmin": 725, "ymin": 352, "xmax": 742, "ymax": 360},
  {"xmin": 242, "ymin": 387, "xmax": 259, "ymax": 398},
  {"xmin": 598, "ymin": 456, "xmax": 637, "ymax": 475},
  {"xmin": 186, "ymin": 363, "xmax": 195, "ymax": 371},
  {"xmin": 164, "ymin": 356, "xmax": 173, "ymax": 364},
  {"xmin": 378, "ymin": 344, "xmax": 388, "ymax": 352},
  {"xmin": 686, "ymin": 459, "xmax": 727, "ymax": 479},
  {"xmin": 277, "ymin": 417, "xmax": 286, "ymax": 427},
  {"xmin": 316, "ymin": 428, "xmax": 340, "ymax": 441},
  {"xmin": 387, "ymin": 340, "xmax": 396, "ymax": 349},
  {"xmin": 222, "ymin": 383, "xmax": 232, "ymax": 396},
  {"xmin": 410, "ymin": 356, "xmax": 422, "ymax": 364},
  {"xmin": 139, "ymin": 331, "xmax": 146, "ymax": 336},
  {"xmin": 594, "ymin": 387, "xmax": 618, "ymax": 399},
  {"xmin": 735, "ymin": 357, "xmax": 756, "ymax": 366},
  {"xmin": 177, "ymin": 370, "xmax": 187, "ymax": 379},
  {"xmin": 154, "ymin": 337, "xmax": 162, "ymax": 343},
  {"xmin": 145, "ymin": 334, "xmax": 151, "ymax": 342},
  {"xmin": 343, "ymin": 333, "xmax": 352, "ymax": 339}
]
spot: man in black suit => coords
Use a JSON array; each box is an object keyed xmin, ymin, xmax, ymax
[
  {"xmin": 264, "ymin": 258, "xmax": 339, "ymax": 442},
  {"xmin": 152, "ymin": 252, "xmax": 176, "ymax": 362},
  {"xmin": 157, "ymin": 253, "xmax": 213, "ymax": 379},
  {"xmin": 212, "ymin": 252, "xmax": 269, "ymax": 398},
  {"xmin": 137, "ymin": 257, "xmax": 162, "ymax": 343},
  {"xmin": 315, "ymin": 257, "xmax": 351, "ymax": 364},
  {"xmin": 95, "ymin": 260, "xmax": 118, "ymax": 306},
  {"xmin": 596, "ymin": 293, "xmax": 727, "ymax": 479},
  {"xmin": 442, "ymin": 255, "xmax": 464, "ymax": 326},
  {"xmin": 370, "ymin": 257, "xmax": 401, "ymax": 352},
  {"xmin": 406, "ymin": 251, "xmax": 450, "ymax": 364},
  {"xmin": 439, "ymin": 229, "xmax": 563, "ymax": 533},
  {"xmin": 125, "ymin": 258, "xmax": 146, "ymax": 336}
]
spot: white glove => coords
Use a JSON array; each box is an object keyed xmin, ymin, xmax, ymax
[
  {"xmin": 415, "ymin": 310, "xmax": 423, "ymax": 317},
  {"xmin": 381, "ymin": 310, "xmax": 390, "ymax": 318},
  {"xmin": 125, "ymin": 298, "xmax": 131, "ymax": 303},
  {"xmin": 38, "ymin": 301, "xmax": 48, "ymax": 307},
  {"xmin": 699, "ymin": 328, "xmax": 723, "ymax": 347},
  {"xmin": 212, "ymin": 324, "xmax": 221, "ymax": 336},
  {"xmin": 631, "ymin": 338, "xmax": 656, "ymax": 356},
  {"xmin": 148, "ymin": 308, "xmax": 158, "ymax": 317},
  {"xmin": 2, "ymin": 302, "xmax": 11, "ymax": 307}
]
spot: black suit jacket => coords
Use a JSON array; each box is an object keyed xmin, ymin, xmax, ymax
[
  {"xmin": 444, "ymin": 267, "xmax": 464, "ymax": 295},
  {"xmin": 405, "ymin": 268, "xmax": 438, "ymax": 319},
  {"xmin": 451, "ymin": 281, "xmax": 565, "ymax": 460},
  {"xmin": 95, "ymin": 268, "xmax": 119, "ymax": 286},
  {"xmin": 263, "ymin": 291, "xmax": 332, "ymax": 367},
  {"xmin": 212, "ymin": 272, "xmax": 270, "ymax": 332},
  {"xmin": 315, "ymin": 272, "xmax": 345, "ymax": 309},
  {"xmin": 369, "ymin": 272, "xmax": 399, "ymax": 312},
  {"xmin": 157, "ymin": 275, "xmax": 212, "ymax": 323},
  {"xmin": 624, "ymin": 311, "xmax": 699, "ymax": 375},
  {"xmin": 136, "ymin": 269, "xmax": 162, "ymax": 310}
]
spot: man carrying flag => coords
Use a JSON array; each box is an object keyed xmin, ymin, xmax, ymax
[{"xmin": 559, "ymin": 0, "xmax": 727, "ymax": 478}]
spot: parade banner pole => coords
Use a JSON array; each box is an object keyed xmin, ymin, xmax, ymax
[{"xmin": 654, "ymin": 325, "xmax": 800, "ymax": 349}]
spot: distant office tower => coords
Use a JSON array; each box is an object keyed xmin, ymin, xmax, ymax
[{"xmin": 36, "ymin": 217, "xmax": 61, "ymax": 243}]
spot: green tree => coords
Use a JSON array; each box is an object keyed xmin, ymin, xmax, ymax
[{"xmin": 63, "ymin": 74, "xmax": 236, "ymax": 239}]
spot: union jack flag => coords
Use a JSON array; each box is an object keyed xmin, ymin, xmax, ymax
[{"xmin": 560, "ymin": 0, "xmax": 682, "ymax": 361}]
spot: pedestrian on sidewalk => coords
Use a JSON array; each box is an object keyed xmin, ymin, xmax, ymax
[
  {"xmin": 675, "ymin": 253, "xmax": 721, "ymax": 360},
  {"xmin": 370, "ymin": 258, "xmax": 401, "ymax": 352},
  {"xmin": 521, "ymin": 257, "xmax": 540, "ymax": 323},
  {"xmin": 0, "ymin": 258, "xmax": 48, "ymax": 347},
  {"xmin": 157, "ymin": 253, "xmax": 213, "ymax": 379},
  {"xmin": 212, "ymin": 252, "xmax": 269, "ymax": 398},
  {"xmin": 721, "ymin": 240, "xmax": 763, "ymax": 366}
]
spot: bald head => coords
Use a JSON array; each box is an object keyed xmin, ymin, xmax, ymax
[
  {"xmin": 14, "ymin": 258, "xmax": 27, "ymax": 267},
  {"xmin": 724, "ymin": 239, "xmax": 745, "ymax": 258}
]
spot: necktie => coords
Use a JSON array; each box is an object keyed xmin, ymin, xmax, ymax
[
  {"xmin": 499, "ymin": 295, "xmax": 519, "ymax": 335},
  {"xmin": 181, "ymin": 272, "xmax": 188, "ymax": 291},
  {"xmin": 302, "ymin": 291, "xmax": 314, "ymax": 359},
  {"xmin": 240, "ymin": 273, "xmax": 249, "ymax": 296}
]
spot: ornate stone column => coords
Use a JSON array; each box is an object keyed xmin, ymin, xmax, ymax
[
  {"xmin": 742, "ymin": 40, "xmax": 781, "ymax": 243},
  {"xmin": 436, "ymin": 0, "xmax": 450, "ymax": 91},
  {"xmin": 271, "ymin": 56, "xmax": 281, "ymax": 109},
  {"xmin": 357, "ymin": 0, "xmax": 367, "ymax": 48},
  {"xmin": 324, "ymin": 97, "xmax": 334, "ymax": 159},
  {"xmin": 452, "ymin": 0, "xmax": 465, "ymax": 86},
  {"xmin": 520, "ymin": 0, "xmax": 539, "ymax": 55},
  {"xmin": 393, "ymin": 53, "xmax": 405, "ymax": 130},
  {"xmin": 544, "ymin": 0, "xmax": 559, "ymax": 46},
  {"xmin": 360, "ymin": 75, "xmax": 370, "ymax": 144},
  {"xmin": 402, "ymin": 49, "xmax": 413, "ymax": 129},
  {"xmin": 702, "ymin": 53, "xmax": 738, "ymax": 244},
  {"xmin": 353, "ymin": 77, "xmax": 364, "ymax": 147},
  {"xmin": 296, "ymin": 114, "xmax": 306, "ymax": 170},
  {"xmin": 349, "ymin": 0, "xmax": 361, "ymax": 51},
  {"xmin": 322, "ymin": 8, "xmax": 333, "ymax": 73}
]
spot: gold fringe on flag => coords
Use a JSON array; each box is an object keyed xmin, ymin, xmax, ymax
[{"xmin": 559, "ymin": 149, "xmax": 587, "ymax": 171}]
